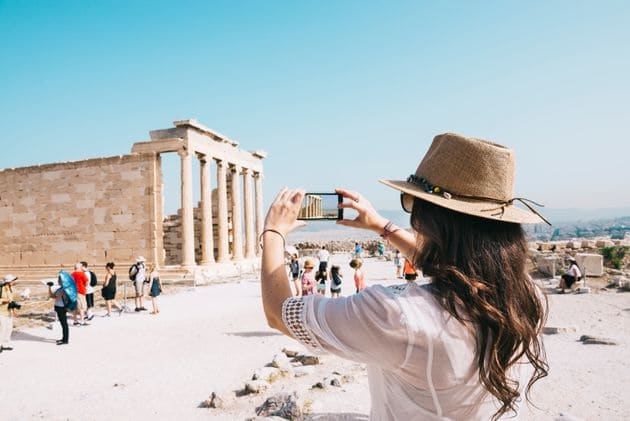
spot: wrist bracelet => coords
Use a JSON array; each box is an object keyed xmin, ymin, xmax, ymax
[
  {"xmin": 259, "ymin": 229, "xmax": 286, "ymax": 250},
  {"xmin": 380, "ymin": 220, "xmax": 401, "ymax": 240}
]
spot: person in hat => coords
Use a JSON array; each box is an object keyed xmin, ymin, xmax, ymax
[
  {"xmin": 0, "ymin": 274, "xmax": 18, "ymax": 351},
  {"xmin": 558, "ymin": 257, "xmax": 582, "ymax": 293},
  {"xmin": 129, "ymin": 256, "xmax": 148, "ymax": 311},
  {"xmin": 260, "ymin": 133, "xmax": 550, "ymax": 420},
  {"xmin": 299, "ymin": 259, "xmax": 315, "ymax": 296}
]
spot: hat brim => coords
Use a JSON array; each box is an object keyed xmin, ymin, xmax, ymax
[{"xmin": 379, "ymin": 179, "xmax": 545, "ymax": 224}]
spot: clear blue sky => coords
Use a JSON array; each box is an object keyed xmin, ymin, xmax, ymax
[{"xmin": 1, "ymin": 0, "xmax": 628, "ymax": 215}]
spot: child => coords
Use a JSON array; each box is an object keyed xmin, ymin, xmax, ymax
[
  {"xmin": 300, "ymin": 259, "xmax": 315, "ymax": 296},
  {"xmin": 315, "ymin": 269, "xmax": 327, "ymax": 296},
  {"xmin": 288, "ymin": 254, "xmax": 301, "ymax": 296},
  {"xmin": 330, "ymin": 265, "xmax": 343, "ymax": 298},
  {"xmin": 349, "ymin": 258, "xmax": 365, "ymax": 293}
]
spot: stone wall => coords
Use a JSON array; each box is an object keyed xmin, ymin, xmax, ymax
[{"xmin": 0, "ymin": 154, "xmax": 163, "ymax": 269}]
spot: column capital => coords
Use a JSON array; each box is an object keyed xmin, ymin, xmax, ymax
[
  {"xmin": 177, "ymin": 147, "xmax": 191, "ymax": 158},
  {"xmin": 196, "ymin": 152, "xmax": 209, "ymax": 163}
]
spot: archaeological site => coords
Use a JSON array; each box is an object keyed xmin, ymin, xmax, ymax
[{"xmin": 0, "ymin": 119, "xmax": 266, "ymax": 283}]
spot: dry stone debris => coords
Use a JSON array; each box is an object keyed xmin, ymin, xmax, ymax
[
  {"xmin": 578, "ymin": 335, "xmax": 618, "ymax": 345},
  {"xmin": 254, "ymin": 392, "xmax": 303, "ymax": 420}
]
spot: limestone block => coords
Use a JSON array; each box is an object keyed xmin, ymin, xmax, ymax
[
  {"xmin": 566, "ymin": 241, "xmax": 581, "ymax": 249},
  {"xmin": 76, "ymin": 199, "xmax": 95, "ymax": 209},
  {"xmin": 539, "ymin": 243, "xmax": 555, "ymax": 251},
  {"xmin": 111, "ymin": 214, "xmax": 133, "ymax": 225},
  {"xmin": 42, "ymin": 170, "xmax": 62, "ymax": 181},
  {"xmin": 51, "ymin": 193, "xmax": 71, "ymax": 204},
  {"xmin": 108, "ymin": 248, "xmax": 135, "ymax": 261},
  {"xmin": 0, "ymin": 206, "xmax": 13, "ymax": 221},
  {"xmin": 60, "ymin": 217, "xmax": 80, "ymax": 227},
  {"xmin": 575, "ymin": 253, "xmax": 603, "ymax": 277},
  {"xmin": 536, "ymin": 256, "xmax": 561, "ymax": 276},
  {"xmin": 581, "ymin": 240, "xmax": 595, "ymax": 249},
  {"xmin": 13, "ymin": 212, "xmax": 36, "ymax": 223},
  {"xmin": 595, "ymin": 239, "xmax": 614, "ymax": 248}
]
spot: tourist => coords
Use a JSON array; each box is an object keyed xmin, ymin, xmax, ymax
[
  {"xmin": 558, "ymin": 257, "xmax": 582, "ymax": 293},
  {"xmin": 129, "ymin": 256, "xmax": 147, "ymax": 312},
  {"xmin": 329, "ymin": 265, "xmax": 343, "ymax": 298},
  {"xmin": 0, "ymin": 275, "xmax": 18, "ymax": 352},
  {"xmin": 393, "ymin": 249, "xmax": 403, "ymax": 278},
  {"xmin": 260, "ymin": 132, "xmax": 550, "ymax": 419},
  {"xmin": 288, "ymin": 254, "xmax": 301, "ymax": 296},
  {"xmin": 354, "ymin": 242, "xmax": 362, "ymax": 258},
  {"xmin": 349, "ymin": 258, "xmax": 365, "ymax": 293},
  {"xmin": 148, "ymin": 265, "xmax": 162, "ymax": 314},
  {"xmin": 377, "ymin": 241, "xmax": 385, "ymax": 258},
  {"xmin": 47, "ymin": 279, "xmax": 69, "ymax": 345},
  {"xmin": 71, "ymin": 263, "xmax": 89, "ymax": 326},
  {"xmin": 403, "ymin": 257, "xmax": 419, "ymax": 281},
  {"xmin": 317, "ymin": 246, "xmax": 330, "ymax": 275},
  {"xmin": 315, "ymin": 268, "xmax": 327, "ymax": 296},
  {"xmin": 299, "ymin": 259, "xmax": 315, "ymax": 296},
  {"xmin": 81, "ymin": 261, "xmax": 96, "ymax": 321},
  {"xmin": 101, "ymin": 262, "xmax": 123, "ymax": 316}
]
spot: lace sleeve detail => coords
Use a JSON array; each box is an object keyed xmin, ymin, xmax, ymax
[{"xmin": 281, "ymin": 297, "xmax": 323, "ymax": 352}]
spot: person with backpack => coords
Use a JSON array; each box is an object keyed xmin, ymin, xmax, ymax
[
  {"xmin": 0, "ymin": 275, "xmax": 18, "ymax": 352},
  {"xmin": 47, "ymin": 279, "xmax": 69, "ymax": 345},
  {"xmin": 129, "ymin": 256, "xmax": 148, "ymax": 312},
  {"xmin": 81, "ymin": 261, "xmax": 97, "ymax": 321},
  {"xmin": 330, "ymin": 265, "xmax": 343, "ymax": 298}
]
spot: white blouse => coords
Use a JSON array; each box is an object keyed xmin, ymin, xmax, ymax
[{"xmin": 282, "ymin": 281, "xmax": 531, "ymax": 420}]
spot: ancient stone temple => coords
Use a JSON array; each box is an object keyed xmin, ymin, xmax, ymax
[{"xmin": 0, "ymin": 119, "xmax": 265, "ymax": 283}]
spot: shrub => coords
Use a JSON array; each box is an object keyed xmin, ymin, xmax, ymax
[{"xmin": 600, "ymin": 246, "xmax": 628, "ymax": 270}]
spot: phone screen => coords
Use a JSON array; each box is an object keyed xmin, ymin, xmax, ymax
[{"xmin": 297, "ymin": 193, "xmax": 343, "ymax": 220}]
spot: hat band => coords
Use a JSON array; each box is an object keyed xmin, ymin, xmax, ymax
[{"xmin": 406, "ymin": 174, "xmax": 551, "ymax": 225}]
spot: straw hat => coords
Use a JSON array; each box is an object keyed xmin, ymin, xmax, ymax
[
  {"xmin": 349, "ymin": 258, "xmax": 363, "ymax": 269},
  {"xmin": 303, "ymin": 259, "xmax": 314, "ymax": 269},
  {"xmin": 380, "ymin": 133, "xmax": 549, "ymax": 225},
  {"xmin": 1, "ymin": 274, "xmax": 18, "ymax": 286}
]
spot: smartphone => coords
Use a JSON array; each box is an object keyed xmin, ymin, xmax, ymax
[{"xmin": 298, "ymin": 193, "xmax": 343, "ymax": 220}]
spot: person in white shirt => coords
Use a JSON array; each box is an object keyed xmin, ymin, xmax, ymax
[
  {"xmin": 260, "ymin": 133, "xmax": 550, "ymax": 420},
  {"xmin": 81, "ymin": 261, "xmax": 95, "ymax": 320},
  {"xmin": 558, "ymin": 257, "xmax": 582, "ymax": 293},
  {"xmin": 129, "ymin": 256, "xmax": 148, "ymax": 312},
  {"xmin": 317, "ymin": 246, "xmax": 330, "ymax": 275}
]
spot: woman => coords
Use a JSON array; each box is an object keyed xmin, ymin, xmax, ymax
[
  {"xmin": 101, "ymin": 262, "xmax": 123, "ymax": 316},
  {"xmin": 0, "ymin": 275, "xmax": 18, "ymax": 351},
  {"xmin": 148, "ymin": 265, "xmax": 162, "ymax": 314},
  {"xmin": 47, "ymin": 278, "xmax": 69, "ymax": 345},
  {"xmin": 261, "ymin": 133, "xmax": 549, "ymax": 420},
  {"xmin": 299, "ymin": 259, "xmax": 315, "ymax": 296},
  {"xmin": 558, "ymin": 257, "xmax": 582, "ymax": 293},
  {"xmin": 288, "ymin": 254, "xmax": 301, "ymax": 296},
  {"xmin": 329, "ymin": 265, "xmax": 343, "ymax": 298}
]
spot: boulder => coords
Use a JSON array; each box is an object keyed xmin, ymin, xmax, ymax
[
  {"xmin": 244, "ymin": 380, "xmax": 271, "ymax": 394},
  {"xmin": 255, "ymin": 392, "xmax": 303, "ymax": 420},
  {"xmin": 575, "ymin": 253, "xmax": 603, "ymax": 277}
]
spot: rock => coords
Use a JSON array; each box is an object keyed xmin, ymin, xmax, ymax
[
  {"xmin": 252, "ymin": 367, "xmax": 282, "ymax": 383},
  {"xmin": 294, "ymin": 355, "xmax": 321, "ymax": 366},
  {"xmin": 282, "ymin": 347, "xmax": 300, "ymax": 358},
  {"xmin": 198, "ymin": 391, "xmax": 233, "ymax": 409},
  {"xmin": 543, "ymin": 326, "xmax": 577, "ymax": 335},
  {"xmin": 255, "ymin": 392, "xmax": 303, "ymax": 420},
  {"xmin": 244, "ymin": 380, "xmax": 271, "ymax": 394},
  {"xmin": 312, "ymin": 381, "xmax": 326, "ymax": 389},
  {"xmin": 330, "ymin": 378, "xmax": 341, "ymax": 387},
  {"xmin": 579, "ymin": 335, "xmax": 618, "ymax": 345},
  {"xmin": 271, "ymin": 353, "xmax": 294, "ymax": 374},
  {"xmin": 341, "ymin": 374, "xmax": 356, "ymax": 384}
]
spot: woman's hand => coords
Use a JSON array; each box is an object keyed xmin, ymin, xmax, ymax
[
  {"xmin": 335, "ymin": 188, "xmax": 388, "ymax": 233},
  {"xmin": 263, "ymin": 188, "xmax": 307, "ymax": 236}
]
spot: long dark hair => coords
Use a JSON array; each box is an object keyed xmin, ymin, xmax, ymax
[{"xmin": 411, "ymin": 199, "xmax": 548, "ymax": 420}]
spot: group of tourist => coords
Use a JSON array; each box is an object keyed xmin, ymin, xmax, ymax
[
  {"xmin": 0, "ymin": 256, "xmax": 164, "ymax": 349},
  {"xmin": 287, "ymin": 246, "xmax": 367, "ymax": 297}
]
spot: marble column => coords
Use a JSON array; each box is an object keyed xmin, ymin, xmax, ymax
[
  {"xmin": 242, "ymin": 168, "xmax": 255, "ymax": 258},
  {"xmin": 254, "ymin": 172, "xmax": 264, "ymax": 256},
  {"xmin": 216, "ymin": 159, "xmax": 229, "ymax": 263},
  {"xmin": 199, "ymin": 154, "xmax": 215, "ymax": 264},
  {"xmin": 178, "ymin": 148, "xmax": 195, "ymax": 267},
  {"xmin": 230, "ymin": 165, "xmax": 244, "ymax": 260}
]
